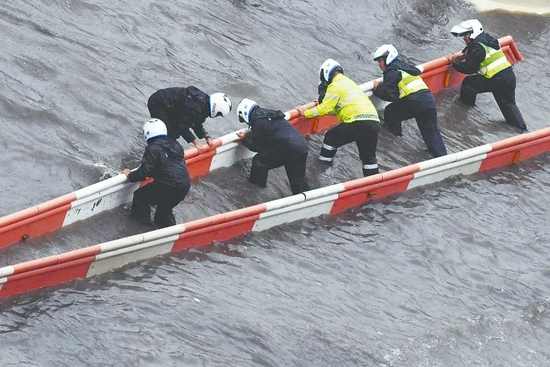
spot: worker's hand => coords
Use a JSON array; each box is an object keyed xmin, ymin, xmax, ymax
[
  {"xmin": 372, "ymin": 80, "xmax": 380, "ymax": 90},
  {"xmin": 295, "ymin": 105, "xmax": 306, "ymax": 116},
  {"xmin": 206, "ymin": 137, "xmax": 214, "ymax": 147},
  {"xmin": 445, "ymin": 53, "xmax": 457, "ymax": 63},
  {"xmin": 236, "ymin": 131, "xmax": 246, "ymax": 140},
  {"xmin": 122, "ymin": 168, "xmax": 131, "ymax": 177},
  {"xmin": 193, "ymin": 140, "xmax": 204, "ymax": 154}
]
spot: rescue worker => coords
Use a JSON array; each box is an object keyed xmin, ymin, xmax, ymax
[
  {"xmin": 147, "ymin": 86, "xmax": 232, "ymax": 152},
  {"xmin": 122, "ymin": 118, "xmax": 191, "ymax": 228},
  {"xmin": 448, "ymin": 19, "xmax": 527, "ymax": 131},
  {"xmin": 296, "ymin": 59, "xmax": 381, "ymax": 177},
  {"xmin": 372, "ymin": 44, "xmax": 448, "ymax": 157},
  {"xmin": 236, "ymin": 98, "xmax": 310, "ymax": 195}
]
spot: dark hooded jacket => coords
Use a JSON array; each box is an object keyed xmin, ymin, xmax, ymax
[
  {"xmin": 128, "ymin": 136, "xmax": 190, "ymax": 189},
  {"xmin": 451, "ymin": 32, "xmax": 512, "ymax": 77},
  {"xmin": 242, "ymin": 107, "xmax": 308, "ymax": 154},
  {"xmin": 373, "ymin": 58, "xmax": 436, "ymax": 109},
  {"xmin": 149, "ymin": 86, "xmax": 210, "ymax": 143}
]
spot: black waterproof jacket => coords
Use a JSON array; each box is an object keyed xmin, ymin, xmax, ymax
[
  {"xmin": 242, "ymin": 108, "xmax": 308, "ymax": 154},
  {"xmin": 149, "ymin": 86, "xmax": 210, "ymax": 143},
  {"xmin": 451, "ymin": 32, "xmax": 512, "ymax": 77},
  {"xmin": 373, "ymin": 58, "xmax": 436, "ymax": 109},
  {"xmin": 128, "ymin": 136, "xmax": 190, "ymax": 189}
]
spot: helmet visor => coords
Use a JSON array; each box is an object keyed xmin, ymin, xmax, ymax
[{"xmin": 451, "ymin": 24, "xmax": 471, "ymax": 37}]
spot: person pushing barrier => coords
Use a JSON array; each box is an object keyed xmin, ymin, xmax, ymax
[
  {"xmin": 147, "ymin": 86, "xmax": 232, "ymax": 153},
  {"xmin": 447, "ymin": 19, "xmax": 528, "ymax": 132},
  {"xmin": 123, "ymin": 118, "xmax": 190, "ymax": 228},
  {"xmin": 296, "ymin": 59, "xmax": 382, "ymax": 177},
  {"xmin": 372, "ymin": 44, "xmax": 448, "ymax": 157},
  {"xmin": 236, "ymin": 98, "xmax": 310, "ymax": 195}
]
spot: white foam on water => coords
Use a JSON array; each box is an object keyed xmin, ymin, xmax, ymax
[{"xmin": 467, "ymin": 0, "xmax": 550, "ymax": 14}]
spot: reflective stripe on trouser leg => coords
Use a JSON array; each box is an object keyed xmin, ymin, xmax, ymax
[
  {"xmin": 319, "ymin": 143, "xmax": 337, "ymax": 162},
  {"xmin": 355, "ymin": 120, "xmax": 381, "ymax": 177},
  {"xmin": 362, "ymin": 163, "xmax": 379, "ymax": 177}
]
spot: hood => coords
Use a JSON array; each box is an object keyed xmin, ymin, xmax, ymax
[
  {"xmin": 387, "ymin": 58, "xmax": 421, "ymax": 76},
  {"xmin": 249, "ymin": 107, "xmax": 286, "ymax": 125},
  {"xmin": 474, "ymin": 32, "xmax": 500, "ymax": 50},
  {"xmin": 149, "ymin": 136, "xmax": 180, "ymax": 155}
]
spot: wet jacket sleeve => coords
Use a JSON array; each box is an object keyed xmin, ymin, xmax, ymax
[
  {"xmin": 304, "ymin": 83, "xmax": 340, "ymax": 118},
  {"xmin": 178, "ymin": 119, "xmax": 208, "ymax": 143},
  {"xmin": 178, "ymin": 87, "xmax": 209, "ymax": 143},
  {"xmin": 178, "ymin": 115, "xmax": 208, "ymax": 143},
  {"xmin": 192, "ymin": 122, "xmax": 209, "ymax": 140},
  {"xmin": 241, "ymin": 134, "xmax": 256, "ymax": 152},
  {"xmin": 452, "ymin": 43, "xmax": 485, "ymax": 75},
  {"xmin": 373, "ymin": 69, "xmax": 401, "ymax": 102},
  {"xmin": 242, "ymin": 123, "xmax": 267, "ymax": 152},
  {"xmin": 178, "ymin": 124, "xmax": 196, "ymax": 143},
  {"xmin": 128, "ymin": 146, "xmax": 157, "ymax": 182}
]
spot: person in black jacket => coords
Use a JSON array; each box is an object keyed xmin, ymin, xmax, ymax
[
  {"xmin": 123, "ymin": 118, "xmax": 191, "ymax": 228},
  {"xmin": 235, "ymin": 98, "xmax": 310, "ymax": 195},
  {"xmin": 372, "ymin": 44, "xmax": 448, "ymax": 157},
  {"xmin": 147, "ymin": 86, "xmax": 232, "ymax": 152},
  {"xmin": 448, "ymin": 19, "xmax": 527, "ymax": 132}
]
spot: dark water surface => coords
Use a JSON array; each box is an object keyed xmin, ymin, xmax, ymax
[{"xmin": 1, "ymin": 1, "xmax": 550, "ymax": 366}]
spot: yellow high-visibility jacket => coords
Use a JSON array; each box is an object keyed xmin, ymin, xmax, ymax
[
  {"xmin": 478, "ymin": 42, "xmax": 511, "ymax": 78},
  {"xmin": 305, "ymin": 74, "xmax": 379, "ymax": 123}
]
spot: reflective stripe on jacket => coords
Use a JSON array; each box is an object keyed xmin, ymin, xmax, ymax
[
  {"xmin": 305, "ymin": 74, "xmax": 379, "ymax": 123},
  {"xmin": 478, "ymin": 42, "xmax": 511, "ymax": 78},
  {"xmin": 397, "ymin": 70, "xmax": 429, "ymax": 99}
]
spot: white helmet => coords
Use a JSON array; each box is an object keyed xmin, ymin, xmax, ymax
[
  {"xmin": 451, "ymin": 19, "xmax": 484, "ymax": 39},
  {"xmin": 319, "ymin": 58, "xmax": 343, "ymax": 83},
  {"xmin": 373, "ymin": 44, "xmax": 399, "ymax": 65},
  {"xmin": 209, "ymin": 92, "xmax": 232, "ymax": 118},
  {"xmin": 236, "ymin": 98, "xmax": 259, "ymax": 125},
  {"xmin": 143, "ymin": 118, "xmax": 167, "ymax": 141}
]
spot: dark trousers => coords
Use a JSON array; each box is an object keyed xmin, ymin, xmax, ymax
[
  {"xmin": 460, "ymin": 69, "xmax": 527, "ymax": 131},
  {"xmin": 249, "ymin": 147, "xmax": 310, "ymax": 195},
  {"xmin": 384, "ymin": 100, "xmax": 448, "ymax": 157},
  {"xmin": 147, "ymin": 93, "xmax": 179, "ymax": 139},
  {"xmin": 320, "ymin": 120, "xmax": 381, "ymax": 177},
  {"xmin": 132, "ymin": 180, "xmax": 190, "ymax": 228}
]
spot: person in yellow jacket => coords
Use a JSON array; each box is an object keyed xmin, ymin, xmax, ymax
[{"xmin": 296, "ymin": 59, "xmax": 381, "ymax": 177}]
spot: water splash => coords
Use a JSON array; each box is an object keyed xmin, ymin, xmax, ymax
[{"xmin": 93, "ymin": 162, "xmax": 119, "ymax": 181}]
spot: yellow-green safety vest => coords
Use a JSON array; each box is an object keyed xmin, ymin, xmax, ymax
[
  {"xmin": 478, "ymin": 42, "xmax": 511, "ymax": 78},
  {"xmin": 304, "ymin": 74, "xmax": 379, "ymax": 123},
  {"xmin": 397, "ymin": 70, "xmax": 429, "ymax": 99}
]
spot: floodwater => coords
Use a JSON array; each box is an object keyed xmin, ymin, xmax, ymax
[
  {"xmin": 1, "ymin": 0, "xmax": 549, "ymax": 366},
  {"xmin": 469, "ymin": 0, "xmax": 550, "ymax": 14}
]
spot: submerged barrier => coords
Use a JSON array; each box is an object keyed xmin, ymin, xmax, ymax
[
  {"xmin": 0, "ymin": 36, "xmax": 523, "ymax": 249},
  {"xmin": 0, "ymin": 126, "xmax": 549, "ymax": 299}
]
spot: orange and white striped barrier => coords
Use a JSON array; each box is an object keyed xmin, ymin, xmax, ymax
[
  {"xmin": 0, "ymin": 126, "xmax": 548, "ymax": 299},
  {"xmin": 0, "ymin": 36, "xmax": 523, "ymax": 250}
]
